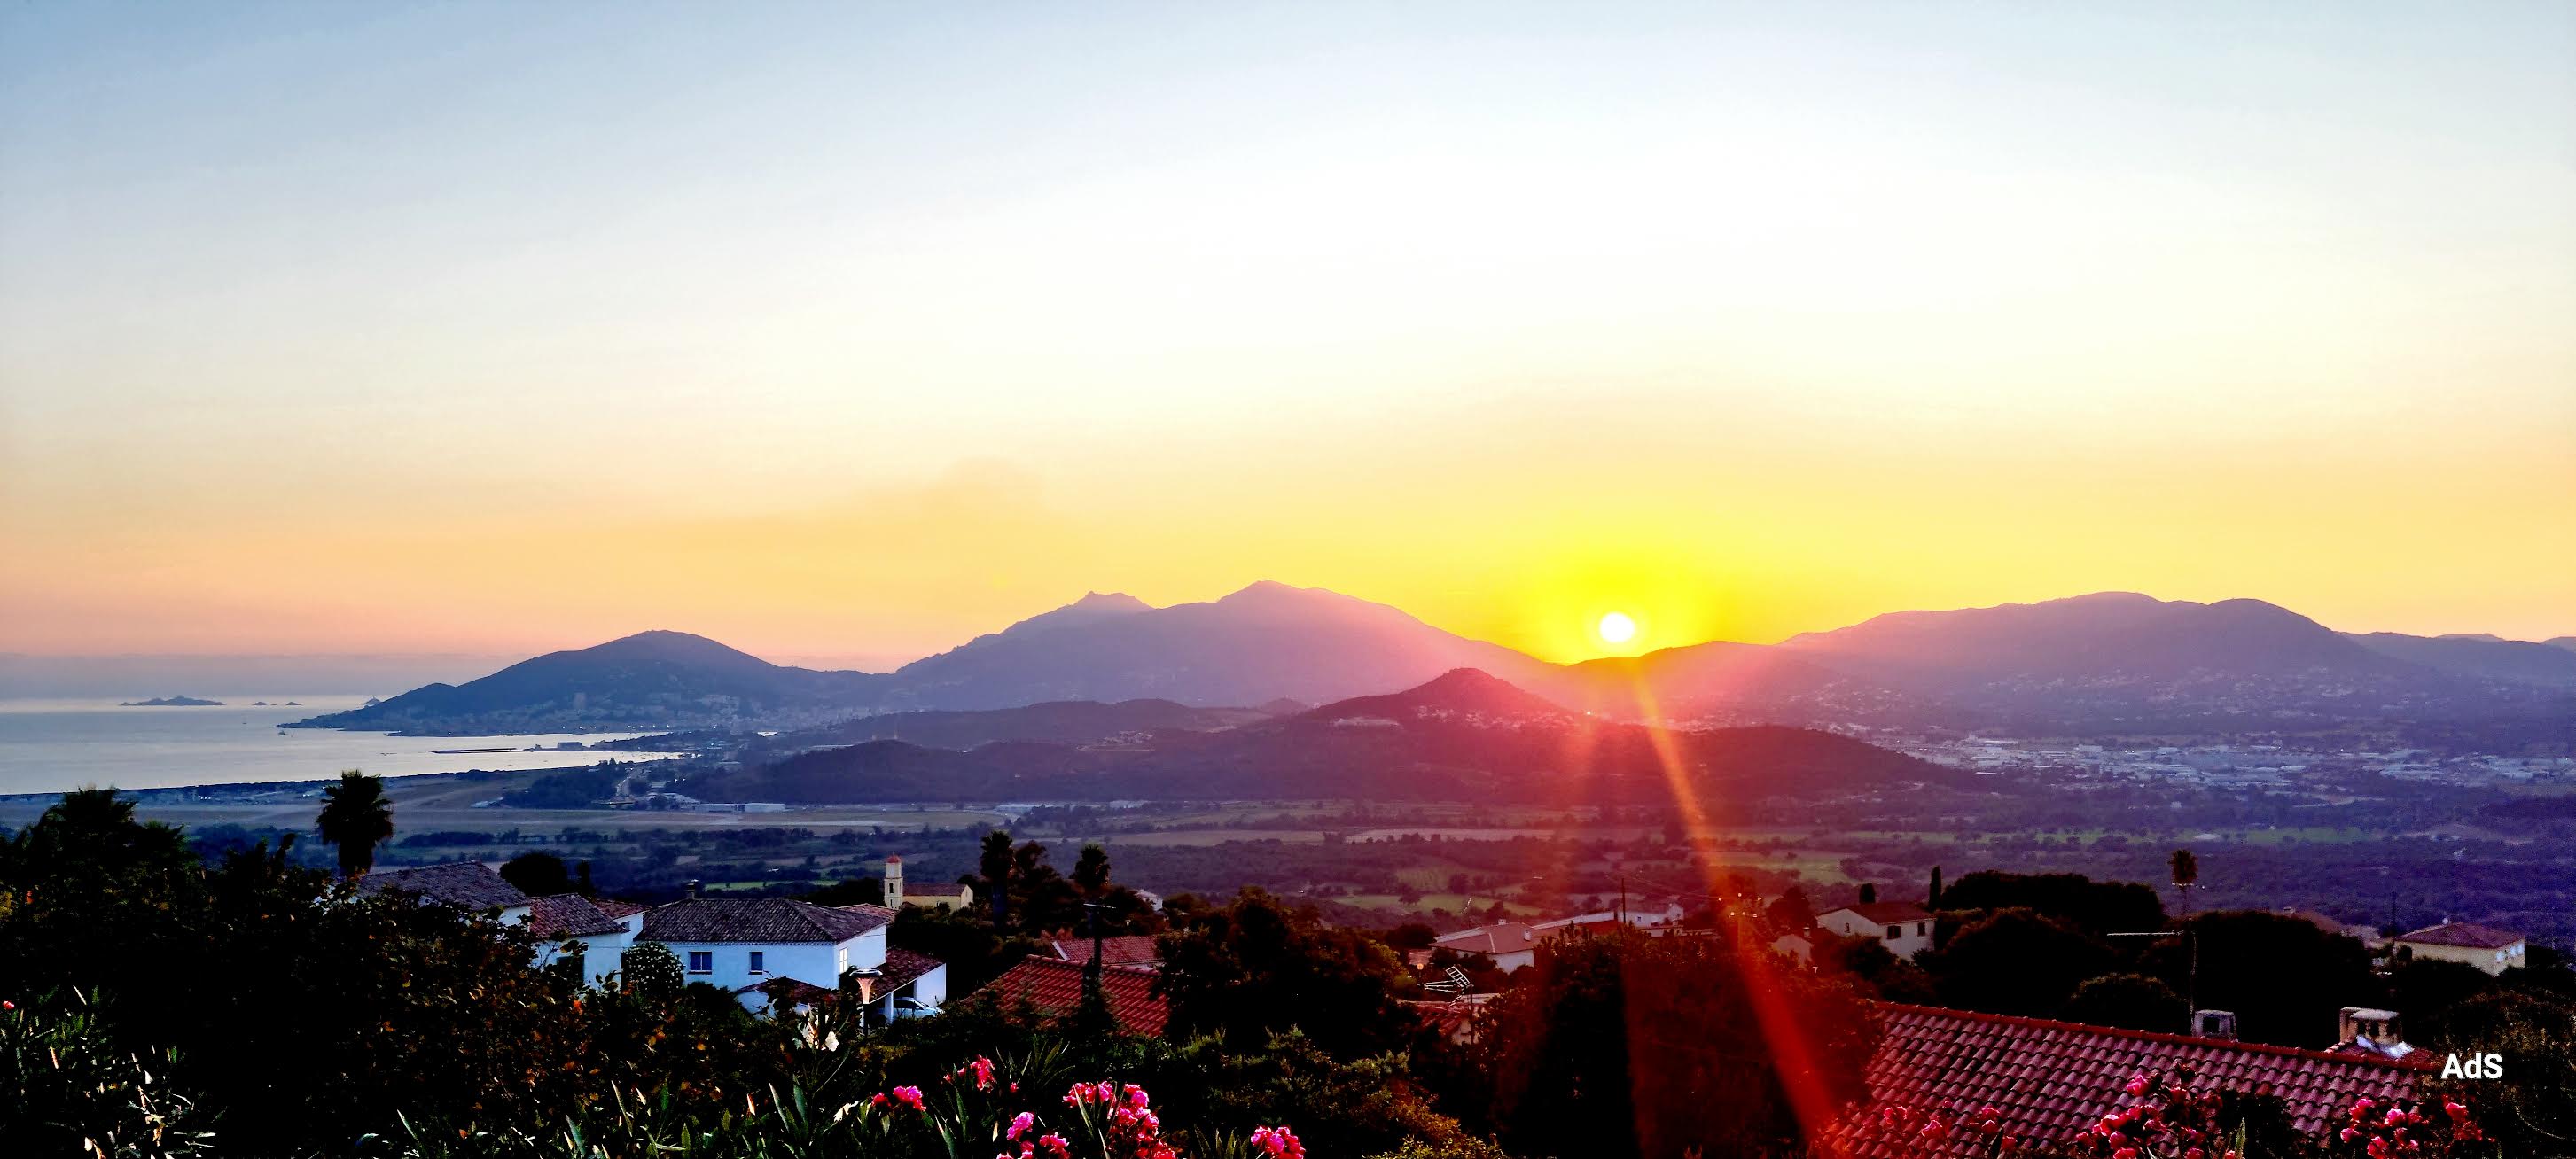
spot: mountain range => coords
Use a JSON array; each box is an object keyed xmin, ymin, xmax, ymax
[
  {"xmin": 289, "ymin": 585, "xmax": 2576, "ymax": 739},
  {"xmin": 683, "ymin": 667, "xmax": 1965, "ymax": 805}
]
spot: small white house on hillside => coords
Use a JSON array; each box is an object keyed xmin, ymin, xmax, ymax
[
  {"xmin": 1433, "ymin": 922, "xmax": 1542, "ymax": 972},
  {"xmin": 1815, "ymin": 901, "xmax": 1936, "ymax": 961},
  {"xmin": 640, "ymin": 896, "xmax": 946, "ymax": 1020},
  {"xmin": 2389, "ymin": 922, "xmax": 2525, "ymax": 976},
  {"xmin": 358, "ymin": 861, "xmax": 642, "ymax": 988}
]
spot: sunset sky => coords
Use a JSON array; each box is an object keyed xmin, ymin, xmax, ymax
[{"xmin": 4, "ymin": 4, "xmax": 2572, "ymax": 667}]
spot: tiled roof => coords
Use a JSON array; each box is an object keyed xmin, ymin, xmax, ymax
[
  {"xmin": 1816, "ymin": 1005, "xmax": 2428, "ymax": 1158},
  {"xmin": 907, "ymin": 882, "xmax": 972, "ymax": 898},
  {"xmin": 526, "ymin": 893, "xmax": 627, "ymax": 938},
  {"xmin": 591, "ymin": 898, "xmax": 649, "ymax": 920},
  {"xmin": 2392, "ymin": 922, "xmax": 2521, "ymax": 950},
  {"xmin": 1049, "ymin": 935, "xmax": 1163, "ymax": 968},
  {"xmin": 358, "ymin": 862, "xmax": 532, "ymax": 911},
  {"xmin": 1434, "ymin": 922, "xmax": 1540, "ymax": 955},
  {"xmin": 1824, "ymin": 901, "xmax": 1936, "ymax": 924},
  {"xmin": 972, "ymin": 955, "xmax": 1168, "ymax": 1036},
  {"xmin": 855, "ymin": 946, "xmax": 945, "ymax": 1001},
  {"xmin": 642, "ymin": 898, "xmax": 891, "ymax": 944}
]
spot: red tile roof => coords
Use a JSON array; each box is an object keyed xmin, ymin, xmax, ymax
[
  {"xmin": 358, "ymin": 861, "xmax": 531, "ymax": 911},
  {"xmin": 2391, "ymin": 922, "xmax": 2521, "ymax": 950},
  {"xmin": 1049, "ymin": 935, "xmax": 1163, "ymax": 968},
  {"xmin": 591, "ymin": 898, "xmax": 648, "ymax": 920},
  {"xmin": 972, "ymin": 955, "xmax": 1168, "ymax": 1036},
  {"xmin": 525, "ymin": 893, "xmax": 626, "ymax": 938},
  {"xmin": 1816, "ymin": 1004, "xmax": 2429, "ymax": 1158}
]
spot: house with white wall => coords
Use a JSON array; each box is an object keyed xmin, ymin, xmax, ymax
[
  {"xmin": 2389, "ymin": 922, "xmax": 2525, "ymax": 976},
  {"xmin": 526, "ymin": 894, "xmax": 641, "ymax": 985},
  {"xmin": 358, "ymin": 861, "xmax": 642, "ymax": 988},
  {"xmin": 1815, "ymin": 900, "xmax": 1935, "ymax": 961},
  {"xmin": 640, "ymin": 895, "xmax": 946, "ymax": 1020}
]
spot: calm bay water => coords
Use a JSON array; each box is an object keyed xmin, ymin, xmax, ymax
[{"xmin": 0, "ymin": 695, "xmax": 680, "ymax": 797}]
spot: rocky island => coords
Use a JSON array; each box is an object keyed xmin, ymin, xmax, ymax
[{"xmin": 120, "ymin": 696, "xmax": 224, "ymax": 707}]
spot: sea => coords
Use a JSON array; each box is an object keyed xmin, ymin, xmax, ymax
[{"xmin": 0, "ymin": 695, "xmax": 682, "ymax": 797}]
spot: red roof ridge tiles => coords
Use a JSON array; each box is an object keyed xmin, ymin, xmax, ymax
[{"xmin": 1870, "ymin": 1003, "xmax": 2436, "ymax": 1073}]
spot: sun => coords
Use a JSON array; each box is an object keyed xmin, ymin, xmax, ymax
[{"xmin": 1596, "ymin": 611, "xmax": 1637, "ymax": 645}]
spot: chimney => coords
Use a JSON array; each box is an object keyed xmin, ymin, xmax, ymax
[
  {"xmin": 686, "ymin": 879, "xmax": 700, "ymax": 900},
  {"xmin": 884, "ymin": 855, "xmax": 904, "ymax": 908}
]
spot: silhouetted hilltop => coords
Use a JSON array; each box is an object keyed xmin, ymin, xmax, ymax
[
  {"xmin": 882, "ymin": 582, "xmax": 1557, "ymax": 711},
  {"xmin": 288, "ymin": 630, "xmax": 887, "ymax": 735}
]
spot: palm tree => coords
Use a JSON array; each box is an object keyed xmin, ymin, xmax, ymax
[
  {"xmin": 316, "ymin": 770, "xmax": 394, "ymax": 878},
  {"xmin": 2168, "ymin": 848, "xmax": 2197, "ymax": 920}
]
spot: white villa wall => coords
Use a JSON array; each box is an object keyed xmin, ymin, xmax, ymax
[{"xmin": 1818, "ymin": 908, "xmax": 1932, "ymax": 961}]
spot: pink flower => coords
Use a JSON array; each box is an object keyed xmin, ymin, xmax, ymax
[
  {"xmin": 2124, "ymin": 1073, "xmax": 2150, "ymax": 1097},
  {"xmin": 1008, "ymin": 1112, "xmax": 1034, "ymax": 1141},
  {"xmin": 1036, "ymin": 1135, "xmax": 1071, "ymax": 1159},
  {"xmin": 1250, "ymin": 1125, "xmax": 1307, "ymax": 1159},
  {"xmin": 889, "ymin": 1085, "xmax": 925, "ymax": 1112}
]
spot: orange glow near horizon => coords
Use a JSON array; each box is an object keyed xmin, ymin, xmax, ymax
[{"xmin": 3, "ymin": 7, "xmax": 2571, "ymax": 662}]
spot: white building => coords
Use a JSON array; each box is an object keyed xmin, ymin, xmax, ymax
[
  {"xmin": 640, "ymin": 895, "xmax": 946, "ymax": 1020},
  {"xmin": 1433, "ymin": 922, "xmax": 1542, "ymax": 972},
  {"xmin": 1815, "ymin": 901, "xmax": 1936, "ymax": 961},
  {"xmin": 358, "ymin": 861, "xmax": 644, "ymax": 989},
  {"xmin": 2389, "ymin": 922, "xmax": 2525, "ymax": 976},
  {"xmin": 527, "ymin": 894, "xmax": 643, "ymax": 985}
]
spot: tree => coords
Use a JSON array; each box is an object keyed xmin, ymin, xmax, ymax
[
  {"xmin": 315, "ymin": 770, "xmax": 394, "ymax": 879},
  {"xmin": 976, "ymin": 829, "xmax": 1015, "ymax": 931},
  {"xmin": 1926, "ymin": 865, "xmax": 1943, "ymax": 910},
  {"xmin": 2169, "ymin": 848, "xmax": 2198, "ymax": 919},
  {"xmin": 2065, "ymin": 972, "xmax": 2189, "ymax": 1032},
  {"xmin": 2146, "ymin": 910, "xmax": 2375, "ymax": 1048},
  {"xmin": 1813, "ymin": 930, "xmax": 1938, "ymax": 1003},
  {"xmin": 1857, "ymin": 883, "xmax": 1877, "ymax": 906},
  {"xmin": 1935, "ymin": 870, "xmax": 2167, "ymax": 935},
  {"xmin": 2381, "ymin": 958, "xmax": 2502, "ymax": 1050},
  {"xmin": 1156, "ymin": 888, "xmax": 1420, "ymax": 1060},
  {"xmin": 1921, "ymin": 907, "xmax": 2113, "ymax": 1018},
  {"xmin": 619, "ymin": 941, "xmax": 686, "ymax": 1004},
  {"xmin": 1764, "ymin": 886, "xmax": 1815, "ymax": 933},
  {"xmin": 1073, "ymin": 843, "xmax": 1112, "ymax": 898},
  {"xmin": 1471, "ymin": 928, "xmax": 1878, "ymax": 1158},
  {"xmin": 499, "ymin": 851, "xmax": 573, "ymax": 897}
]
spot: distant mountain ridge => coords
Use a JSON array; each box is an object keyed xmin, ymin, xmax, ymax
[
  {"xmin": 289, "ymin": 587, "xmax": 2574, "ymax": 739},
  {"xmin": 690, "ymin": 668, "xmax": 1963, "ymax": 805}
]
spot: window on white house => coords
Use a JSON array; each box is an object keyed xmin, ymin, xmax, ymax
[
  {"xmin": 1917, "ymin": 922, "xmax": 1928, "ymax": 936},
  {"xmin": 686, "ymin": 951, "xmax": 712, "ymax": 973},
  {"xmin": 1885, "ymin": 926, "xmax": 1901, "ymax": 940},
  {"xmin": 749, "ymin": 951, "xmax": 765, "ymax": 975}
]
